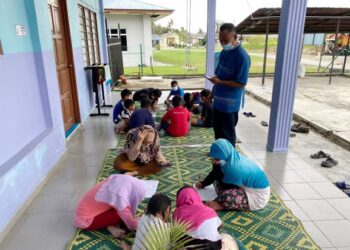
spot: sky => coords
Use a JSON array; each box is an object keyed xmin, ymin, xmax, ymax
[{"xmin": 142, "ymin": 0, "xmax": 350, "ymax": 33}]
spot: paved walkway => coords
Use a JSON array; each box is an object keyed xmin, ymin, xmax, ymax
[
  {"xmin": 247, "ymin": 76, "xmax": 350, "ymax": 146},
  {"xmin": 1, "ymin": 91, "xmax": 350, "ymax": 249}
]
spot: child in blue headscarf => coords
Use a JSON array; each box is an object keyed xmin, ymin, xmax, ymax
[{"xmin": 195, "ymin": 139, "xmax": 270, "ymax": 211}]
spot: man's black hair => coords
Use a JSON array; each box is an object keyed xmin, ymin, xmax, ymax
[
  {"xmin": 183, "ymin": 93, "xmax": 192, "ymax": 104},
  {"xmin": 220, "ymin": 23, "xmax": 236, "ymax": 34},
  {"xmin": 141, "ymin": 97, "xmax": 152, "ymax": 108},
  {"xmin": 171, "ymin": 80, "xmax": 178, "ymax": 86},
  {"xmin": 171, "ymin": 95, "xmax": 183, "ymax": 107},
  {"xmin": 151, "ymin": 88, "xmax": 162, "ymax": 99},
  {"xmin": 124, "ymin": 99, "xmax": 134, "ymax": 109},
  {"xmin": 200, "ymin": 89, "xmax": 211, "ymax": 98},
  {"xmin": 146, "ymin": 193, "xmax": 171, "ymax": 219},
  {"xmin": 121, "ymin": 89, "xmax": 132, "ymax": 99}
]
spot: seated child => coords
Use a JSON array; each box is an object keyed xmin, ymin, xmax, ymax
[
  {"xmin": 133, "ymin": 88, "xmax": 162, "ymax": 113},
  {"xmin": 195, "ymin": 139, "xmax": 270, "ymax": 212},
  {"xmin": 113, "ymin": 89, "xmax": 132, "ymax": 124},
  {"xmin": 120, "ymin": 193, "xmax": 171, "ymax": 250},
  {"xmin": 191, "ymin": 89, "xmax": 213, "ymax": 128},
  {"xmin": 115, "ymin": 99, "xmax": 135, "ymax": 134},
  {"xmin": 74, "ymin": 174, "xmax": 146, "ymax": 238},
  {"xmin": 164, "ymin": 80, "xmax": 185, "ymax": 107},
  {"xmin": 174, "ymin": 186, "xmax": 243, "ymax": 249},
  {"xmin": 160, "ymin": 95, "xmax": 191, "ymax": 137},
  {"xmin": 115, "ymin": 125, "xmax": 171, "ymax": 176},
  {"xmin": 129, "ymin": 98, "xmax": 155, "ymax": 129},
  {"xmin": 183, "ymin": 92, "xmax": 201, "ymax": 114}
]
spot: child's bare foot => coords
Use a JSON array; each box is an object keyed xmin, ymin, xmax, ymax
[
  {"xmin": 107, "ymin": 226, "xmax": 126, "ymax": 238},
  {"xmin": 205, "ymin": 200, "xmax": 224, "ymax": 211},
  {"xmin": 125, "ymin": 171, "xmax": 138, "ymax": 176},
  {"xmin": 120, "ymin": 241, "xmax": 132, "ymax": 250}
]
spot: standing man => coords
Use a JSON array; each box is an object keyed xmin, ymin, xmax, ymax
[{"xmin": 209, "ymin": 23, "xmax": 250, "ymax": 147}]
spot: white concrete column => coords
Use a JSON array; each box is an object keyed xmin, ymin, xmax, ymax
[
  {"xmin": 267, "ymin": 0, "xmax": 308, "ymax": 152},
  {"xmin": 205, "ymin": 0, "xmax": 216, "ymax": 90},
  {"xmin": 99, "ymin": 0, "xmax": 109, "ymax": 63}
]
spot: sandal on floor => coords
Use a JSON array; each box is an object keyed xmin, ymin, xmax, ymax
[
  {"xmin": 248, "ymin": 112, "xmax": 256, "ymax": 117},
  {"xmin": 243, "ymin": 112, "xmax": 250, "ymax": 117},
  {"xmin": 311, "ymin": 151, "xmax": 330, "ymax": 159},
  {"xmin": 321, "ymin": 157, "xmax": 338, "ymax": 168},
  {"xmin": 335, "ymin": 181, "xmax": 350, "ymax": 190},
  {"xmin": 290, "ymin": 133, "xmax": 296, "ymax": 138},
  {"xmin": 261, "ymin": 121, "xmax": 268, "ymax": 127},
  {"xmin": 291, "ymin": 123, "xmax": 310, "ymax": 133}
]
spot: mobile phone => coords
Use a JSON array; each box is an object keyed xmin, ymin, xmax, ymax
[{"xmin": 205, "ymin": 75, "xmax": 213, "ymax": 79}]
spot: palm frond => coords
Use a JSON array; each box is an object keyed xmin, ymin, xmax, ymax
[{"xmin": 141, "ymin": 218, "xmax": 205, "ymax": 250}]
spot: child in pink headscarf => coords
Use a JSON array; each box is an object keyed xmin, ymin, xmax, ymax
[
  {"xmin": 173, "ymin": 186, "xmax": 242, "ymax": 250},
  {"xmin": 73, "ymin": 174, "xmax": 146, "ymax": 238}
]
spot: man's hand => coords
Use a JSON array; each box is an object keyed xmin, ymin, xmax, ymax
[{"xmin": 209, "ymin": 77, "xmax": 221, "ymax": 85}]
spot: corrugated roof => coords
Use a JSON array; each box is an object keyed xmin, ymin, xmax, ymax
[
  {"xmin": 103, "ymin": 0, "xmax": 171, "ymax": 11},
  {"xmin": 236, "ymin": 7, "xmax": 350, "ymax": 34}
]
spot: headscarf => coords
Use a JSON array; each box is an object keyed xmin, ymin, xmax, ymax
[
  {"xmin": 209, "ymin": 139, "xmax": 269, "ymax": 189},
  {"xmin": 173, "ymin": 187, "xmax": 217, "ymax": 230},
  {"xmin": 122, "ymin": 125, "xmax": 160, "ymax": 164},
  {"xmin": 95, "ymin": 174, "xmax": 146, "ymax": 215}
]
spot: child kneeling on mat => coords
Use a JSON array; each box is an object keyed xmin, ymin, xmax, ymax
[
  {"xmin": 74, "ymin": 174, "xmax": 146, "ymax": 238},
  {"xmin": 120, "ymin": 193, "xmax": 172, "ymax": 250},
  {"xmin": 191, "ymin": 89, "xmax": 213, "ymax": 128}
]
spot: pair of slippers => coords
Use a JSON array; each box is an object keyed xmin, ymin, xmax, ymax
[
  {"xmin": 310, "ymin": 151, "xmax": 338, "ymax": 168},
  {"xmin": 291, "ymin": 123, "xmax": 310, "ymax": 133},
  {"xmin": 243, "ymin": 112, "xmax": 256, "ymax": 117},
  {"xmin": 334, "ymin": 181, "xmax": 350, "ymax": 197}
]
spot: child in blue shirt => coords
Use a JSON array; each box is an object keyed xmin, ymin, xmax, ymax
[
  {"xmin": 164, "ymin": 80, "xmax": 185, "ymax": 108},
  {"xmin": 129, "ymin": 98, "xmax": 155, "ymax": 129},
  {"xmin": 113, "ymin": 89, "xmax": 132, "ymax": 124},
  {"xmin": 115, "ymin": 99, "xmax": 135, "ymax": 134}
]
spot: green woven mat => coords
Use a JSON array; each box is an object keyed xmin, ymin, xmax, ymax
[
  {"xmin": 67, "ymin": 147, "xmax": 319, "ymax": 250},
  {"xmin": 118, "ymin": 126, "xmax": 215, "ymax": 147}
]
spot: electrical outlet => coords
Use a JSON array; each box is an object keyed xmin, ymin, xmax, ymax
[{"xmin": 0, "ymin": 40, "xmax": 3, "ymax": 55}]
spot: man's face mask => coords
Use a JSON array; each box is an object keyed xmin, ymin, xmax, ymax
[
  {"xmin": 223, "ymin": 43, "xmax": 234, "ymax": 51},
  {"xmin": 172, "ymin": 86, "xmax": 179, "ymax": 91}
]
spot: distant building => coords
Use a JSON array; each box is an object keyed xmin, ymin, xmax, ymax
[
  {"xmin": 104, "ymin": 0, "xmax": 173, "ymax": 66},
  {"xmin": 160, "ymin": 32, "xmax": 180, "ymax": 48}
]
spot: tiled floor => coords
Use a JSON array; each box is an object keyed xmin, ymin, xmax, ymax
[{"xmin": 1, "ymin": 91, "xmax": 350, "ymax": 249}]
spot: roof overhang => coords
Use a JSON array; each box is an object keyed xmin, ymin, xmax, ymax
[
  {"xmin": 236, "ymin": 8, "xmax": 350, "ymax": 34},
  {"xmin": 104, "ymin": 9, "xmax": 173, "ymax": 21}
]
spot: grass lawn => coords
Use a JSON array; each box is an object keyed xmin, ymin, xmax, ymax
[{"xmin": 124, "ymin": 47, "xmax": 319, "ymax": 76}]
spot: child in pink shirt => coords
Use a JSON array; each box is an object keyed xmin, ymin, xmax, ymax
[{"xmin": 74, "ymin": 174, "xmax": 146, "ymax": 238}]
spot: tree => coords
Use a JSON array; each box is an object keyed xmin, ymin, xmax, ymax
[
  {"xmin": 215, "ymin": 19, "xmax": 224, "ymax": 35},
  {"xmin": 178, "ymin": 27, "xmax": 187, "ymax": 42},
  {"xmin": 167, "ymin": 19, "xmax": 174, "ymax": 31}
]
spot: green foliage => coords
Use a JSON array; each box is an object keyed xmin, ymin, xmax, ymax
[{"xmin": 137, "ymin": 219, "xmax": 204, "ymax": 250}]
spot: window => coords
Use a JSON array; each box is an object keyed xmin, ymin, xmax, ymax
[
  {"xmin": 79, "ymin": 5, "xmax": 101, "ymax": 66},
  {"xmin": 107, "ymin": 28, "xmax": 128, "ymax": 51}
]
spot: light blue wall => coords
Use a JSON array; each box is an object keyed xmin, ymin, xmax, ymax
[
  {"xmin": 0, "ymin": 0, "xmax": 106, "ymax": 233},
  {"xmin": 304, "ymin": 33, "xmax": 325, "ymax": 46}
]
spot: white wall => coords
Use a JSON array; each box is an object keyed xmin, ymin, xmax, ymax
[
  {"xmin": 106, "ymin": 14, "xmax": 153, "ymax": 67},
  {"xmin": 142, "ymin": 15, "xmax": 153, "ymax": 67}
]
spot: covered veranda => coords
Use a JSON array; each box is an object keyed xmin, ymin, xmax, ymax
[{"xmin": 2, "ymin": 1, "xmax": 350, "ymax": 249}]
